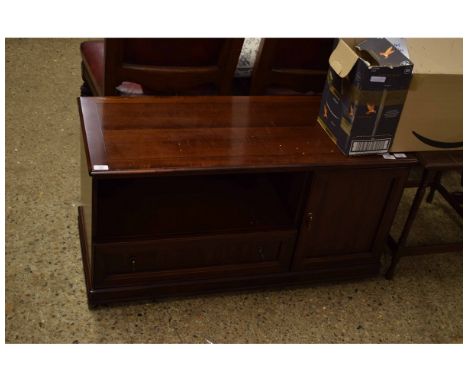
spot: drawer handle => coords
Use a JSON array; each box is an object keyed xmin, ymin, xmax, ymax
[
  {"xmin": 306, "ymin": 212, "xmax": 313, "ymax": 228},
  {"xmin": 130, "ymin": 257, "xmax": 136, "ymax": 272}
]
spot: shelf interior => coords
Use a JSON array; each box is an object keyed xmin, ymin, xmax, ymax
[{"xmin": 96, "ymin": 172, "xmax": 307, "ymax": 240}]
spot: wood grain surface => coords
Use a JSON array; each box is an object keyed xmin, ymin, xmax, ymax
[{"xmin": 78, "ymin": 96, "xmax": 416, "ymax": 176}]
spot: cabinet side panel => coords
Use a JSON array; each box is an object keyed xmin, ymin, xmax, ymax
[{"xmin": 80, "ymin": 138, "xmax": 93, "ymax": 265}]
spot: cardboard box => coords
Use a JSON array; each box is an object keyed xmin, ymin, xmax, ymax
[
  {"xmin": 389, "ymin": 38, "xmax": 462, "ymax": 152},
  {"xmin": 317, "ymin": 38, "xmax": 413, "ymax": 155}
]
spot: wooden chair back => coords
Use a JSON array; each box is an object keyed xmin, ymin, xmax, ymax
[
  {"xmin": 250, "ymin": 38, "xmax": 335, "ymax": 95},
  {"xmin": 104, "ymin": 38, "xmax": 244, "ymax": 95}
]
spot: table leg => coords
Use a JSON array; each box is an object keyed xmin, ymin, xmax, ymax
[
  {"xmin": 426, "ymin": 171, "xmax": 442, "ymax": 203},
  {"xmin": 386, "ymin": 169, "xmax": 434, "ymax": 279}
]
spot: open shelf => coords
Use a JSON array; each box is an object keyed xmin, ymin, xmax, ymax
[{"xmin": 96, "ymin": 172, "xmax": 307, "ymax": 240}]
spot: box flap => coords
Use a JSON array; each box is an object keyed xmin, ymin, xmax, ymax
[
  {"xmin": 329, "ymin": 39, "xmax": 359, "ymax": 78},
  {"xmin": 387, "ymin": 38, "xmax": 410, "ymax": 59},
  {"xmin": 355, "ymin": 38, "xmax": 413, "ymax": 68},
  {"xmin": 406, "ymin": 38, "xmax": 462, "ymax": 75}
]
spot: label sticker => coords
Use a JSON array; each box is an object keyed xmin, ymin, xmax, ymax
[
  {"xmin": 93, "ymin": 165, "xmax": 109, "ymax": 171},
  {"xmin": 350, "ymin": 138, "xmax": 391, "ymax": 154},
  {"xmin": 393, "ymin": 153, "xmax": 407, "ymax": 158},
  {"xmin": 370, "ymin": 76, "xmax": 386, "ymax": 83}
]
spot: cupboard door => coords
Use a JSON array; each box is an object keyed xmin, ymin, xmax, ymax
[{"xmin": 293, "ymin": 167, "xmax": 408, "ymax": 270}]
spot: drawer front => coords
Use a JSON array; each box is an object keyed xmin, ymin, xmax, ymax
[{"xmin": 93, "ymin": 230, "xmax": 296, "ymax": 288}]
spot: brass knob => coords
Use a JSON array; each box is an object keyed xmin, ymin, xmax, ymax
[{"xmin": 130, "ymin": 257, "xmax": 136, "ymax": 272}]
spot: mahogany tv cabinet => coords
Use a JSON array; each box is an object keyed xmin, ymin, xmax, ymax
[{"xmin": 78, "ymin": 96, "xmax": 416, "ymax": 306}]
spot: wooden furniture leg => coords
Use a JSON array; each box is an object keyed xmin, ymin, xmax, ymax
[
  {"xmin": 386, "ymin": 170, "xmax": 434, "ymax": 280},
  {"xmin": 426, "ymin": 171, "xmax": 442, "ymax": 203},
  {"xmin": 386, "ymin": 150, "xmax": 463, "ymax": 280},
  {"xmin": 426, "ymin": 171, "xmax": 462, "ymax": 216}
]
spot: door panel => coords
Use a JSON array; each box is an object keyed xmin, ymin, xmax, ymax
[{"xmin": 293, "ymin": 167, "xmax": 408, "ymax": 270}]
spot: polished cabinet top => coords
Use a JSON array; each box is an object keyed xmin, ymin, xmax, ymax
[{"xmin": 78, "ymin": 96, "xmax": 416, "ymax": 176}]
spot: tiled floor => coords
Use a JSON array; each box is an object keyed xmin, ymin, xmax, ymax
[{"xmin": 5, "ymin": 38, "xmax": 463, "ymax": 343}]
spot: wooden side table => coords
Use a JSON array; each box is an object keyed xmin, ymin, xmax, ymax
[{"xmin": 386, "ymin": 150, "xmax": 462, "ymax": 279}]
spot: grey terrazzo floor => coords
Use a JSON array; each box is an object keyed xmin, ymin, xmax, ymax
[{"xmin": 5, "ymin": 38, "xmax": 463, "ymax": 344}]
